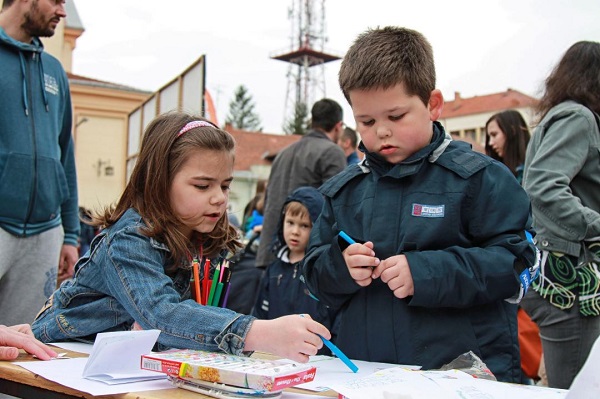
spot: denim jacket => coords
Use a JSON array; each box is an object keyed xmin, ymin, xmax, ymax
[{"xmin": 32, "ymin": 208, "xmax": 255, "ymax": 355}]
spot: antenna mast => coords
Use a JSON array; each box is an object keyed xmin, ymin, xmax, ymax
[{"xmin": 271, "ymin": 0, "xmax": 340, "ymax": 131}]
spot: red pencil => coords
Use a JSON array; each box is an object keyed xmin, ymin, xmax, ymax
[{"xmin": 202, "ymin": 259, "xmax": 211, "ymax": 305}]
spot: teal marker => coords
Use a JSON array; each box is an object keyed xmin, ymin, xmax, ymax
[
  {"xmin": 339, "ymin": 231, "xmax": 356, "ymax": 245},
  {"xmin": 299, "ymin": 314, "xmax": 358, "ymax": 373},
  {"xmin": 319, "ymin": 336, "xmax": 359, "ymax": 373}
]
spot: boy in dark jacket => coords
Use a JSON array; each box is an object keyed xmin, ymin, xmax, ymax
[
  {"xmin": 253, "ymin": 187, "xmax": 336, "ymax": 335},
  {"xmin": 302, "ymin": 27, "xmax": 538, "ymax": 383}
]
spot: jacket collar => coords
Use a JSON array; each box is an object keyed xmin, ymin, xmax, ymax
[
  {"xmin": 0, "ymin": 27, "xmax": 44, "ymax": 53},
  {"xmin": 360, "ymin": 121, "xmax": 449, "ymax": 178}
]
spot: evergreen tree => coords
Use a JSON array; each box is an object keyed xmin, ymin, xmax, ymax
[
  {"xmin": 283, "ymin": 101, "xmax": 309, "ymax": 135},
  {"xmin": 225, "ymin": 85, "xmax": 262, "ymax": 131}
]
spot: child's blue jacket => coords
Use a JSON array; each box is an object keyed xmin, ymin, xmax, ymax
[
  {"xmin": 303, "ymin": 123, "xmax": 536, "ymax": 383},
  {"xmin": 253, "ymin": 187, "xmax": 336, "ymax": 328},
  {"xmin": 32, "ymin": 208, "xmax": 254, "ymax": 354}
]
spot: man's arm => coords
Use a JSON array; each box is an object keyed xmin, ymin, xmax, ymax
[{"xmin": 57, "ymin": 72, "xmax": 79, "ymax": 277}]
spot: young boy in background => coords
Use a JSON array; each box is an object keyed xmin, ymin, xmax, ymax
[
  {"xmin": 302, "ymin": 27, "xmax": 538, "ymax": 383},
  {"xmin": 253, "ymin": 187, "xmax": 336, "ymax": 335}
]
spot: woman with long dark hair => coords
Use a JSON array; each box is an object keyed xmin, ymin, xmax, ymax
[
  {"xmin": 485, "ymin": 110, "xmax": 530, "ymax": 183},
  {"xmin": 522, "ymin": 41, "xmax": 600, "ymax": 389}
]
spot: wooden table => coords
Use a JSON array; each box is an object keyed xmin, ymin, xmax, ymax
[{"xmin": 0, "ymin": 348, "xmax": 335, "ymax": 399}]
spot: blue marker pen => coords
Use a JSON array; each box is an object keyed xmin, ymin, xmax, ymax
[
  {"xmin": 339, "ymin": 231, "xmax": 356, "ymax": 245},
  {"xmin": 319, "ymin": 336, "xmax": 359, "ymax": 373},
  {"xmin": 299, "ymin": 314, "xmax": 358, "ymax": 373}
]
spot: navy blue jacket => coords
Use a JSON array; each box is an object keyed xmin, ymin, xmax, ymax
[
  {"xmin": 303, "ymin": 123, "xmax": 536, "ymax": 383},
  {"xmin": 252, "ymin": 187, "xmax": 337, "ymax": 332}
]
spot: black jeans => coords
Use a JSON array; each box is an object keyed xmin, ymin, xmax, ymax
[{"xmin": 521, "ymin": 288, "xmax": 600, "ymax": 389}]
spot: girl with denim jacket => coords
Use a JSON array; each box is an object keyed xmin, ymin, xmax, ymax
[
  {"xmin": 32, "ymin": 111, "xmax": 330, "ymax": 363},
  {"xmin": 522, "ymin": 41, "xmax": 600, "ymax": 389}
]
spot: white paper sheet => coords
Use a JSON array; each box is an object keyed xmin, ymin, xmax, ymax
[
  {"xmin": 14, "ymin": 330, "xmax": 171, "ymax": 395},
  {"xmin": 566, "ymin": 334, "xmax": 600, "ymax": 399},
  {"xmin": 49, "ymin": 341, "xmax": 94, "ymax": 354},
  {"xmin": 294, "ymin": 355, "xmax": 419, "ymax": 392},
  {"xmin": 282, "ymin": 393, "xmax": 331, "ymax": 398},
  {"xmin": 14, "ymin": 358, "xmax": 172, "ymax": 395},
  {"xmin": 329, "ymin": 367, "xmax": 569, "ymax": 399}
]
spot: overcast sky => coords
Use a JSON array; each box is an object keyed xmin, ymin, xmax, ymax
[{"xmin": 72, "ymin": 0, "xmax": 600, "ymax": 133}]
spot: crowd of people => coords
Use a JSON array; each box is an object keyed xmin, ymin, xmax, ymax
[{"xmin": 1, "ymin": 0, "xmax": 598, "ymax": 392}]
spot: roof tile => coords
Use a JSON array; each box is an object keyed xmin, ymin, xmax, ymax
[
  {"xmin": 441, "ymin": 89, "xmax": 538, "ymax": 118},
  {"xmin": 225, "ymin": 124, "xmax": 300, "ymax": 171}
]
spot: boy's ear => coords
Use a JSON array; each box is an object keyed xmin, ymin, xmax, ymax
[{"xmin": 428, "ymin": 89, "xmax": 444, "ymax": 121}]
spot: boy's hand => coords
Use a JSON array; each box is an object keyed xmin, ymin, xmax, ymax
[
  {"xmin": 244, "ymin": 315, "xmax": 330, "ymax": 363},
  {"xmin": 342, "ymin": 241, "xmax": 380, "ymax": 287},
  {"xmin": 372, "ymin": 255, "xmax": 414, "ymax": 298}
]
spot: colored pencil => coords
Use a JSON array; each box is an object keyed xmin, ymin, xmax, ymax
[
  {"xmin": 221, "ymin": 268, "xmax": 233, "ymax": 308},
  {"xmin": 202, "ymin": 259, "xmax": 211, "ymax": 305},
  {"xmin": 207, "ymin": 264, "xmax": 221, "ymax": 306},
  {"xmin": 212, "ymin": 282, "xmax": 224, "ymax": 306},
  {"xmin": 192, "ymin": 258, "xmax": 201, "ymax": 304}
]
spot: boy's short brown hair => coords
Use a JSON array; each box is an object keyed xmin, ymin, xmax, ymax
[
  {"xmin": 284, "ymin": 201, "xmax": 311, "ymax": 227},
  {"xmin": 339, "ymin": 26, "xmax": 436, "ymax": 107}
]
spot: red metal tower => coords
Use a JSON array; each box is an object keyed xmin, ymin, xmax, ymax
[{"xmin": 271, "ymin": 0, "xmax": 340, "ymax": 128}]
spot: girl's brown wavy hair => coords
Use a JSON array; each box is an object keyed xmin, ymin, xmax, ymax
[{"xmin": 91, "ymin": 111, "xmax": 241, "ymax": 267}]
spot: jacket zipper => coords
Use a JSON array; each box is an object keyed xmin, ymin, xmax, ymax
[{"xmin": 23, "ymin": 51, "xmax": 38, "ymax": 236}]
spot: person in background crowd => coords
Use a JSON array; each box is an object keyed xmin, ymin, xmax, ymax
[
  {"xmin": 338, "ymin": 126, "xmax": 361, "ymax": 165},
  {"xmin": 485, "ymin": 110, "xmax": 530, "ymax": 183},
  {"xmin": 486, "ymin": 110, "xmax": 544, "ymax": 385},
  {"xmin": 253, "ymin": 187, "xmax": 337, "ymax": 349},
  {"xmin": 522, "ymin": 40, "xmax": 600, "ymax": 389},
  {"xmin": 255, "ymin": 98, "xmax": 346, "ymax": 269},
  {"xmin": 243, "ymin": 194, "xmax": 264, "ymax": 240}
]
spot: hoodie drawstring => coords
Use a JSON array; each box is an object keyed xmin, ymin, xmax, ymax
[
  {"xmin": 18, "ymin": 52, "xmax": 29, "ymax": 116},
  {"xmin": 17, "ymin": 50, "xmax": 49, "ymax": 116}
]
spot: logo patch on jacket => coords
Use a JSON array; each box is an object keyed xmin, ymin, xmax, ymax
[
  {"xmin": 412, "ymin": 203, "xmax": 445, "ymax": 218},
  {"xmin": 44, "ymin": 74, "xmax": 59, "ymax": 95}
]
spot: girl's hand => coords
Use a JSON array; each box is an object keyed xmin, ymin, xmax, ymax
[
  {"xmin": 342, "ymin": 241, "xmax": 380, "ymax": 287},
  {"xmin": 372, "ymin": 254, "xmax": 414, "ymax": 298},
  {"xmin": 244, "ymin": 315, "xmax": 331, "ymax": 363}
]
